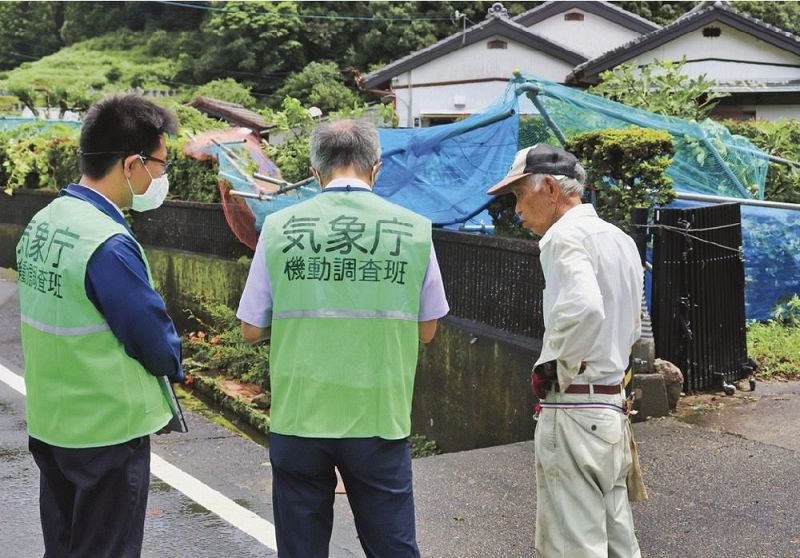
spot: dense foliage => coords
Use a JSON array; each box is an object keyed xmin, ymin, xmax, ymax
[
  {"xmin": 0, "ymin": 32, "xmax": 177, "ymax": 116},
  {"xmin": 0, "ymin": 106, "xmax": 220, "ymax": 200},
  {"xmin": 589, "ymin": 58, "xmax": 728, "ymax": 122},
  {"xmin": 567, "ymin": 127, "xmax": 675, "ymax": 229},
  {"xmin": 747, "ymin": 319, "xmax": 800, "ymax": 380},
  {"xmin": 183, "ymin": 296, "xmax": 270, "ymax": 390},
  {"xmin": 0, "ymin": 123, "xmax": 79, "ymax": 195},
  {"xmin": 724, "ymin": 119, "xmax": 800, "ymax": 204},
  {"xmin": 276, "ymin": 61, "xmax": 360, "ymax": 113},
  {"xmin": 0, "ymin": 2, "xmax": 531, "ymax": 112},
  {"xmin": 262, "ymin": 97, "xmax": 395, "ymax": 183}
]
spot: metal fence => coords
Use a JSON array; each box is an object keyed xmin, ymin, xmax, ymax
[
  {"xmin": 432, "ymin": 229, "xmax": 545, "ymax": 338},
  {"xmin": 0, "ymin": 189, "xmax": 55, "ymax": 227},
  {"xmin": 651, "ymin": 203, "xmax": 751, "ymax": 392},
  {"xmin": 131, "ymin": 199, "xmax": 251, "ymax": 260}
]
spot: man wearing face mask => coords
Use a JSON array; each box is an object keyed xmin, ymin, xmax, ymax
[
  {"xmin": 16, "ymin": 94, "xmax": 183, "ymax": 558},
  {"xmin": 238, "ymin": 119, "xmax": 449, "ymax": 557}
]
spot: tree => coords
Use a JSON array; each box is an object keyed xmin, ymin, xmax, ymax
[
  {"xmin": 276, "ymin": 61, "xmax": 360, "ymax": 113},
  {"xmin": 567, "ymin": 127, "xmax": 675, "ymax": 230},
  {"xmin": 60, "ymin": 2, "xmax": 206, "ymax": 45},
  {"xmin": 0, "ymin": 2, "xmax": 64, "ymax": 70},
  {"xmin": 589, "ymin": 57, "xmax": 728, "ymax": 121},
  {"xmin": 613, "ymin": 2, "xmax": 695, "ymax": 25},
  {"xmin": 177, "ymin": 1, "xmax": 306, "ymax": 92},
  {"xmin": 729, "ymin": 1, "xmax": 800, "ymax": 36}
]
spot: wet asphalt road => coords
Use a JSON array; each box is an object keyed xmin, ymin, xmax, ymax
[{"xmin": 3, "ymin": 269, "xmax": 800, "ymax": 557}]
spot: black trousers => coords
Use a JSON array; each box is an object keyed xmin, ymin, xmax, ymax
[
  {"xmin": 28, "ymin": 435, "xmax": 151, "ymax": 558},
  {"xmin": 269, "ymin": 433, "xmax": 420, "ymax": 558}
]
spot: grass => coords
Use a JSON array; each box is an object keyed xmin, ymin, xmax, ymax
[{"xmin": 747, "ymin": 321, "xmax": 800, "ymax": 380}]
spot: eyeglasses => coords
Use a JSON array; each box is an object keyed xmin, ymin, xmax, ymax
[
  {"xmin": 78, "ymin": 149, "xmax": 171, "ymax": 174},
  {"xmin": 139, "ymin": 154, "xmax": 172, "ymax": 174}
]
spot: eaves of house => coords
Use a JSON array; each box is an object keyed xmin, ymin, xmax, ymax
[
  {"xmin": 568, "ymin": 1, "xmax": 800, "ymax": 85},
  {"xmin": 362, "ymin": 11, "xmax": 587, "ymax": 90},
  {"xmin": 512, "ymin": 0, "xmax": 659, "ymax": 34}
]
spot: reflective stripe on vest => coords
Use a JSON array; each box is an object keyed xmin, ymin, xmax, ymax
[
  {"xmin": 21, "ymin": 313, "xmax": 110, "ymax": 336},
  {"xmin": 273, "ymin": 309, "xmax": 417, "ymax": 321}
]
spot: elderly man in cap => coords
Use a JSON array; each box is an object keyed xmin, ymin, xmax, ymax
[{"xmin": 487, "ymin": 144, "xmax": 643, "ymax": 557}]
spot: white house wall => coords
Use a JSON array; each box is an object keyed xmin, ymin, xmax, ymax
[
  {"xmin": 390, "ymin": 35, "xmax": 574, "ymax": 127},
  {"xmin": 627, "ymin": 23, "xmax": 800, "ymax": 81},
  {"xmin": 526, "ymin": 10, "xmax": 642, "ymax": 58},
  {"xmin": 392, "ymin": 81, "xmax": 512, "ymax": 128},
  {"xmin": 391, "ymin": 35, "xmax": 574, "ymax": 86},
  {"xmin": 755, "ymin": 104, "xmax": 800, "ymax": 120}
]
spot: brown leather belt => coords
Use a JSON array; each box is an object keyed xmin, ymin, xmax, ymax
[{"xmin": 564, "ymin": 384, "xmax": 623, "ymax": 395}]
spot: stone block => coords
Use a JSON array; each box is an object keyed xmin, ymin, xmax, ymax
[
  {"xmin": 654, "ymin": 358, "xmax": 684, "ymax": 411},
  {"xmin": 631, "ymin": 373, "xmax": 670, "ymax": 421}
]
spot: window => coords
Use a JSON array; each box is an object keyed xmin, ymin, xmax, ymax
[
  {"xmin": 564, "ymin": 12, "xmax": 584, "ymax": 21},
  {"xmin": 703, "ymin": 26, "xmax": 721, "ymax": 37},
  {"xmin": 487, "ymin": 39, "xmax": 507, "ymax": 50}
]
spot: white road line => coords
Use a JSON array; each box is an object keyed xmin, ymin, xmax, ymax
[
  {"xmin": 0, "ymin": 360, "xmax": 278, "ymax": 552},
  {"xmin": 0, "ymin": 361, "xmax": 25, "ymax": 394}
]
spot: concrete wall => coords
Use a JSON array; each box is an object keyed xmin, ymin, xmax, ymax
[
  {"xmin": 413, "ymin": 317, "xmax": 540, "ymax": 452},
  {"xmin": 0, "ymin": 224, "xmax": 23, "ymax": 270}
]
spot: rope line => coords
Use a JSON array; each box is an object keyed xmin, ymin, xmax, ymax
[{"xmin": 156, "ymin": 1, "xmax": 453, "ymax": 22}]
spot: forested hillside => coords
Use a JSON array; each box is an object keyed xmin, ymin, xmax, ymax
[{"xmin": 2, "ymin": 1, "xmax": 800, "ymax": 114}]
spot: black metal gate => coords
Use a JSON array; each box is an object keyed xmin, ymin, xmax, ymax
[{"xmin": 651, "ymin": 203, "xmax": 752, "ymax": 392}]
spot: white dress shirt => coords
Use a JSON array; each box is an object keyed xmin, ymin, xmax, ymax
[{"xmin": 535, "ymin": 203, "xmax": 643, "ymax": 390}]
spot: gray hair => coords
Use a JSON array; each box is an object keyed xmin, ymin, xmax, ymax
[
  {"xmin": 531, "ymin": 162, "xmax": 586, "ymax": 197},
  {"xmin": 309, "ymin": 119, "xmax": 381, "ymax": 180}
]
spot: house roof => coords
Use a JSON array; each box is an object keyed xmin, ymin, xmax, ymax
[
  {"xmin": 189, "ymin": 96, "xmax": 273, "ymax": 134},
  {"xmin": 513, "ymin": 1, "xmax": 659, "ymax": 34},
  {"xmin": 568, "ymin": 1, "xmax": 800, "ymax": 84},
  {"xmin": 362, "ymin": 10, "xmax": 587, "ymax": 89}
]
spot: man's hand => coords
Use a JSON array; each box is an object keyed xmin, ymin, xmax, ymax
[
  {"xmin": 531, "ymin": 360, "xmax": 557, "ymax": 399},
  {"xmin": 155, "ymin": 427, "xmax": 172, "ymax": 435}
]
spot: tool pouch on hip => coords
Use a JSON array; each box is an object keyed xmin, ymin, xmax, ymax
[{"xmin": 626, "ymin": 421, "xmax": 648, "ymax": 502}]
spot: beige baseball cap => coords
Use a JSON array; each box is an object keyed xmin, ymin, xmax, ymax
[{"xmin": 486, "ymin": 144, "xmax": 579, "ymax": 196}]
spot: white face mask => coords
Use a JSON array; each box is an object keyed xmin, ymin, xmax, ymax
[{"xmin": 127, "ymin": 158, "xmax": 169, "ymax": 212}]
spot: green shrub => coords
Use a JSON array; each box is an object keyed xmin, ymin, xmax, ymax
[
  {"xmin": 0, "ymin": 122, "xmax": 80, "ymax": 194},
  {"xmin": 409, "ymin": 434, "xmax": 441, "ymax": 458},
  {"xmin": 182, "ymin": 296, "xmax": 270, "ymax": 390},
  {"xmin": 772, "ymin": 294, "xmax": 800, "ymax": 327},
  {"xmin": 589, "ymin": 57, "xmax": 728, "ymax": 121},
  {"xmin": 747, "ymin": 320, "xmax": 800, "ymax": 379},
  {"xmin": 489, "ymin": 127, "xmax": 675, "ymax": 236},
  {"xmin": 567, "ymin": 127, "xmax": 675, "ymax": 229},
  {"xmin": 723, "ymin": 119, "xmax": 800, "ymax": 204},
  {"xmin": 166, "ymin": 135, "xmax": 220, "ymax": 203}
]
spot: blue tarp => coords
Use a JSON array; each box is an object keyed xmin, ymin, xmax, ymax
[{"xmin": 375, "ymin": 95, "xmax": 519, "ymax": 225}]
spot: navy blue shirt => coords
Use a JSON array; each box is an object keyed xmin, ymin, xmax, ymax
[{"xmin": 60, "ymin": 184, "xmax": 184, "ymax": 383}]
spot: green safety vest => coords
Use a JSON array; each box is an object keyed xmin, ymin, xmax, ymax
[
  {"xmin": 16, "ymin": 195, "xmax": 171, "ymax": 448},
  {"xmin": 264, "ymin": 189, "xmax": 432, "ymax": 439}
]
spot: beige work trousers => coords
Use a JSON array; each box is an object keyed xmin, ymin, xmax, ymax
[{"xmin": 534, "ymin": 390, "xmax": 641, "ymax": 558}]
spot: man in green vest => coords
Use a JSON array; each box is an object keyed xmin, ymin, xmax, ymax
[
  {"xmin": 16, "ymin": 94, "xmax": 184, "ymax": 557},
  {"xmin": 238, "ymin": 119, "xmax": 449, "ymax": 557}
]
